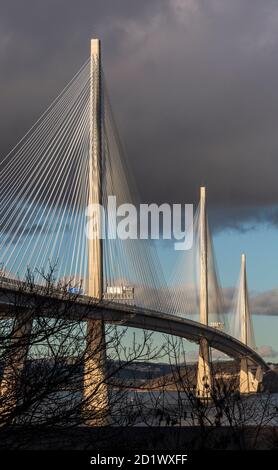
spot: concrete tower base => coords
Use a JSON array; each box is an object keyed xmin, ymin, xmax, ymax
[
  {"xmin": 240, "ymin": 357, "xmax": 263, "ymax": 394},
  {"xmin": 83, "ymin": 319, "xmax": 109, "ymax": 425},
  {"xmin": 196, "ymin": 337, "xmax": 212, "ymax": 398},
  {"xmin": 0, "ymin": 313, "xmax": 33, "ymax": 423}
]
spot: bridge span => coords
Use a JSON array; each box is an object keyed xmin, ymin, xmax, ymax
[{"xmin": 0, "ymin": 278, "xmax": 269, "ymax": 372}]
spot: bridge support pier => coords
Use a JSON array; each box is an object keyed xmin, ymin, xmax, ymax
[
  {"xmin": 0, "ymin": 312, "xmax": 32, "ymax": 423},
  {"xmin": 83, "ymin": 319, "xmax": 109, "ymax": 425},
  {"xmin": 196, "ymin": 187, "xmax": 212, "ymax": 398},
  {"xmin": 197, "ymin": 337, "xmax": 212, "ymax": 398},
  {"xmin": 240, "ymin": 358, "xmax": 263, "ymax": 394}
]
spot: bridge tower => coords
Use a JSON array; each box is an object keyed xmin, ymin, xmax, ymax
[
  {"xmin": 196, "ymin": 187, "xmax": 212, "ymax": 398},
  {"xmin": 83, "ymin": 38, "xmax": 109, "ymax": 425},
  {"xmin": 239, "ymin": 254, "xmax": 262, "ymax": 393},
  {"xmin": 0, "ymin": 311, "xmax": 33, "ymax": 422}
]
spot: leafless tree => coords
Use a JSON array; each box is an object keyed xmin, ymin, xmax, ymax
[
  {"xmin": 0, "ymin": 266, "xmax": 164, "ymax": 448},
  {"xmin": 129, "ymin": 334, "xmax": 278, "ymax": 449},
  {"xmin": 1, "ymin": 269, "xmax": 278, "ymax": 450}
]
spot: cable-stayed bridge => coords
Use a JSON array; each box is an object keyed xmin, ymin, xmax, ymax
[{"xmin": 0, "ymin": 39, "xmax": 269, "ymax": 423}]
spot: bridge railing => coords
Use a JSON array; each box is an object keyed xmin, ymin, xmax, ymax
[{"xmin": 0, "ymin": 274, "xmax": 136, "ymax": 308}]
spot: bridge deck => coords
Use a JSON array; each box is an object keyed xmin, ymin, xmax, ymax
[{"xmin": 0, "ymin": 277, "xmax": 269, "ymax": 371}]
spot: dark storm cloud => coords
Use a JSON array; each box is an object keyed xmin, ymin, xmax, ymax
[
  {"xmin": 222, "ymin": 285, "xmax": 278, "ymax": 316},
  {"xmin": 250, "ymin": 288, "xmax": 278, "ymax": 316},
  {"xmin": 1, "ymin": 0, "xmax": 278, "ymax": 230}
]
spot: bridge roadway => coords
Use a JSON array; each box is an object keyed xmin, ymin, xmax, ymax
[{"xmin": 0, "ymin": 276, "xmax": 269, "ymax": 371}]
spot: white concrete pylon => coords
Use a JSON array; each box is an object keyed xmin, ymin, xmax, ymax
[
  {"xmin": 239, "ymin": 254, "xmax": 262, "ymax": 393},
  {"xmin": 240, "ymin": 254, "xmax": 248, "ymax": 345},
  {"xmin": 83, "ymin": 38, "xmax": 109, "ymax": 426},
  {"xmin": 0, "ymin": 312, "xmax": 33, "ymax": 423},
  {"xmin": 87, "ymin": 38, "xmax": 103, "ymax": 300},
  {"xmin": 196, "ymin": 186, "xmax": 212, "ymax": 398}
]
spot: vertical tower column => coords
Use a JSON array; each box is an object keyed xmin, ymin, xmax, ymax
[
  {"xmin": 0, "ymin": 312, "xmax": 33, "ymax": 424},
  {"xmin": 83, "ymin": 38, "xmax": 109, "ymax": 425},
  {"xmin": 196, "ymin": 187, "xmax": 212, "ymax": 398},
  {"xmin": 239, "ymin": 254, "xmax": 262, "ymax": 393},
  {"xmin": 241, "ymin": 254, "xmax": 248, "ymax": 346},
  {"xmin": 239, "ymin": 254, "xmax": 250, "ymax": 393}
]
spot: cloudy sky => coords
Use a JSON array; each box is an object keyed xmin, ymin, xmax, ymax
[
  {"xmin": 1, "ymin": 0, "xmax": 278, "ymax": 358},
  {"xmin": 1, "ymin": 0, "xmax": 278, "ymax": 213}
]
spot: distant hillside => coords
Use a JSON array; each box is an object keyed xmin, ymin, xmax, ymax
[
  {"xmin": 141, "ymin": 361, "xmax": 278, "ymax": 393},
  {"xmin": 141, "ymin": 360, "xmax": 239, "ymax": 391},
  {"xmin": 1, "ymin": 358, "xmax": 278, "ymax": 392}
]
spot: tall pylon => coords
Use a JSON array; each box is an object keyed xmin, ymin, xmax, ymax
[
  {"xmin": 196, "ymin": 187, "xmax": 212, "ymax": 398},
  {"xmin": 83, "ymin": 38, "xmax": 109, "ymax": 425},
  {"xmin": 239, "ymin": 254, "xmax": 262, "ymax": 393},
  {"xmin": 0, "ymin": 312, "xmax": 33, "ymax": 423}
]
